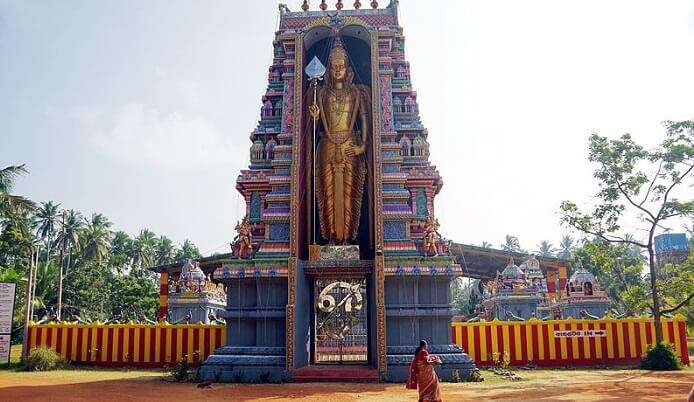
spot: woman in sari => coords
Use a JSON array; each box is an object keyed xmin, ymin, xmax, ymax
[{"xmin": 406, "ymin": 340, "xmax": 443, "ymax": 402}]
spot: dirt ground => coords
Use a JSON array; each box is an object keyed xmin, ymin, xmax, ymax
[{"xmin": 0, "ymin": 367, "xmax": 692, "ymax": 402}]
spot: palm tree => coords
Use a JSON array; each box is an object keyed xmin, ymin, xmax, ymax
[
  {"xmin": 53, "ymin": 209, "xmax": 83, "ymax": 320},
  {"xmin": 0, "ymin": 164, "xmax": 36, "ymax": 217},
  {"xmin": 176, "ymin": 239, "xmax": 201, "ymax": 261},
  {"xmin": 536, "ymin": 240, "xmax": 557, "ymax": 257},
  {"xmin": 81, "ymin": 213, "xmax": 113, "ymax": 263},
  {"xmin": 34, "ymin": 201, "xmax": 61, "ymax": 278},
  {"xmin": 30, "ymin": 260, "xmax": 58, "ymax": 318},
  {"xmin": 557, "ymin": 235, "xmax": 574, "ymax": 259},
  {"xmin": 501, "ymin": 235, "xmax": 522, "ymax": 253},
  {"xmin": 155, "ymin": 235, "xmax": 176, "ymax": 265},
  {"xmin": 109, "ymin": 230, "xmax": 134, "ymax": 273},
  {"xmin": 480, "ymin": 241, "xmax": 493, "ymax": 249},
  {"xmin": 132, "ymin": 229, "xmax": 157, "ymax": 269}
]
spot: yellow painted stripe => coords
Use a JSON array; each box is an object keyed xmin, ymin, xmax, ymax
[
  {"xmin": 606, "ymin": 322, "xmax": 615, "ymax": 359},
  {"xmin": 187, "ymin": 327, "xmax": 195, "ymax": 363},
  {"xmin": 662, "ymin": 320, "xmax": 671, "ymax": 346},
  {"xmin": 123, "ymin": 326, "xmax": 130, "ymax": 362},
  {"xmin": 210, "ymin": 327, "xmax": 217, "ymax": 354},
  {"xmin": 175, "ymin": 327, "xmax": 183, "ymax": 362},
  {"xmin": 524, "ymin": 324, "xmax": 533, "ymax": 362},
  {"xmin": 198, "ymin": 327, "xmax": 205, "ymax": 360},
  {"xmin": 144, "ymin": 327, "xmax": 152, "ymax": 363},
  {"xmin": 154, "ymin": 327, "xmax": 161, "ymax": 364},
  {"xmin": 559, "ymin": 323, "xmax": 568, "ymax": 360},
  {"xmin": 627, "ymin": 322, "xmax": 637, "ymax": 358},
  {"xmin": 638, "ymin": 321, "xmax": 647, "ymax": 358},
  {"xmin": 616, "ymin": 322, "xmax": 625, "ymax": 358},
  {"xmin": 80, "ymin": 327, "xmax": 88, "ymax": 362},
  {"xmin": 548, "ymin": 324, "xmax": 556, "ymax": 360},
  {"xmin": 220, "ymin": 327, "xmax": 226, "ymax": 347},
  {"xmin": 582, "ymin": 322, "xmax": 590, "ymax": 359},
  {"xmin": 61, "ymin": 327, "xmax": 69, "ymax": 359},
  {"xmin": 490, "ymin": 323, "xmax": 499, "ymax": 359},
  {"xmin": 502, "ymin": 324, "xmax": 510, "ymax": 360},
  {"xmin": 479, "ymin": 324, "xmax": 488, "ymax": 362},
  {"xmin": 70, "ymin": 327, "xmax": 78, "ymax": 361},
  {"xmin": 594, "ymin": 323, "xmax": 602, "ymax": 359},
  {"xmin": 100, "ymin": 328, "xmax": 108, "ymax": 362},
  {"xmin": 165, "ymin": 327, "xmax": 172, "ymax": 363},
  {"xmin": 513, "ymin": 324, "xmax": 522, "ymax": 362},
  {"xmin": 112, "ymin": 327, "xmax": 120, "ymax": 362},
  {"xmin": 536, "ymin": 324, "xmax": 544, "ymax": 361},
  {"xmin": 570, "ymin": 322, "xmax": 579, "ymax": 360},
  {"xmin": 30, "ymin": 326, "xmax": 37, "ymax": 350},
  {"xmin": 51, "ymin": 327, "xmax": 58, "ymax": 351},
  {"xmin": 133, "ymin": 327, "xmax": 140, "ymax": 363},
  {"xmin": 466, "ymin": 326, "xmax": 475, "ymax": 360}
]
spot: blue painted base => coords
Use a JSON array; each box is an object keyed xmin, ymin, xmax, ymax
[
  {"xmin": 384, "ymin": 344, "xmax": 475, "ymax": 382},
  {"xmin": 198, "ymin": 346, "xmax": 289, "ymax": 383}
]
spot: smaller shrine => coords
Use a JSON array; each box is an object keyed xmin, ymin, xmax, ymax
[
  {"xmin": 167, "ymin": 260, "xmax": 226, "ymax": 324},
  {"xmin": 555, "ymin": 264, "xmax": 610, "ymax": 319},
  {"xmin": 476, "ymin": 256, "xmax": 611, "ymax": 321},
  {"xmin": 481, "ymin": 257, "xmax": 546, "ymax": 320}
]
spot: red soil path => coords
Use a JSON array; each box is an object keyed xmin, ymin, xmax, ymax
[{"xmin": 0, "ymin": 368, "xmax": 692, "ymax": 401}]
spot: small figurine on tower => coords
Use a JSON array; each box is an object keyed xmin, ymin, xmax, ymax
[
  {"xmin": 421, "ymin": 213, "xmax": 441, "ymax": 257},
  {"xmin": 231, "ymin": 218, "xmax": 254, "ymax": 259}
]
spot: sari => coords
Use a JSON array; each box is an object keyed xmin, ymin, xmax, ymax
[{"xmin": 405, "ymin": 349, "xmax": 442, "ymax": 402}]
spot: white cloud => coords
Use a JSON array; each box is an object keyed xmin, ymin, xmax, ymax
[{"xmin": 87, "ymin": 102, "xmax": 240, "ymax": 171}]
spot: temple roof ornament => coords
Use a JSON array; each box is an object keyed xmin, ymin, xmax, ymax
[
  {"xmin": 520, "ymin": 255, "xmax": 544, "ymax": 279},
  {"xmin": 501, "ymin": 258, "xmax": 525, "ymax": 280}
]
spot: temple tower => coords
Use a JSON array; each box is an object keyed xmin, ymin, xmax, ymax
[{"xmin": 199, "ymin": 1, "xmax": 474, "ymax": 382}]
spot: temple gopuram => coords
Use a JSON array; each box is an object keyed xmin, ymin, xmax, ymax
[{"xmin": 148, "ymin": 1, "xmax": 576, "ymax": 382}]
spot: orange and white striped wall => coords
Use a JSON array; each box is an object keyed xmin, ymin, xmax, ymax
[
  {"xmin": 26, "ymin": 322, "xmax": 225, "ymax": 366},
  {"xmin": 452, "ymin": 316, "xmax": 689, "ymax": 366}
]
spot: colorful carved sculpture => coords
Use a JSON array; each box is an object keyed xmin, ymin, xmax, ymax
[
  {"xmin": 231, "ymin": 219, "xmax": 253, "ymax": 259},
  {"xmin": 421, "ymin": 214, "xmax": 441, "ymax": 256}
]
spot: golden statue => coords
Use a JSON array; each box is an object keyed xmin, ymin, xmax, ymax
[
  {"xmin": 311, "ymin": 38, "xmax": 371, "ymax": 245},
  {"xmin": 231, "ymin": 218, "xmax": 253, "ymax": 259},
  {"xmin": 422, "ymin": 215, "xmax": 441, "ymax": 256}
]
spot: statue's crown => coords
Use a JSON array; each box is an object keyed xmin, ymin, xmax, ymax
[{"xmin": 329, "ymin": 36, "xmax": 348, "ymax": 62}]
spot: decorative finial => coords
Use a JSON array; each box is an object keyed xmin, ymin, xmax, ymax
[
  {"xmin": 320, "ymin": 0, "xmax": 328, "ymax": 11},
  {"xmin": 370, "ymin": 0, "xmax": 378, "ymax": 9},
  {"xmin": 301, "ymin": 0, "xmax": 309, "ymax": 12},
  {"xmin": 336, "ymin": 0, "xmax": 343, "ymax": 10},
  {"xmin": 353, "ymin": 0, "xmax": 361, "ymax": 9}
]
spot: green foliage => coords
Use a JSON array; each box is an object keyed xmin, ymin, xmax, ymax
[
  {"xmin": 23, "ymin": 347, "xmax": 65, "ymax": 371},
  {"xmin": 169, "ymin": 355, "xmax": 192, "ymax": 382},
  {"xmin": 560, "ymin": 121, "xmax": 694, "ymax": 342},
  {"xmin": 640, "ymin": 342, "xmax": 682, "ymax": 370}
]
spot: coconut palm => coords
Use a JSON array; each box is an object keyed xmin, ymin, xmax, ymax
[
  {"xmin": 536, "ymin": 240, "xmax": 557, "ymax": 257},
  {"xmin": 0, "ymin": 164, "xmax": 36, "ymax": 217},
  {"xmin": 155, "ymin": 235, "xmax": 176, "ymax": 265},
  {"xmin": 132, "ymin": 229, "xmax": 157, "ymax": 269},
  {"xmin": 557, "ymin": 235, "xmax": 574, "ymax": 259},
  {"xmin": 54, "ymin": 209, "xmax": 84, "ymax": 271},
  {"xmin": 480, "ymin": 241, "xmax": 493, "ymax": 249},
  {"xmin": 501, "ymin": 235, "xmax": 522, "ymax": 253},
  {"xmin": 81, "ymin": 213, "xmax": 113, "ymax": 263}
]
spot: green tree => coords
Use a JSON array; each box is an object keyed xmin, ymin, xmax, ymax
[
  {"xmin": 560, "ymin": 120, "xmax": 694, "ymax": 343},
  {"xmin": 0, "ymin": 164, "xmax": 36, "ymax": 217},
  {"xmin": 131, "ymin": 229, "xmax": 157, "ymax": 270},
  {"xmin": 108, "ymin": 230, "xmax": 133, "ymax": 274},
  {"xmin": 536, "ymin": 240, "xmax": 557, "ymax": 257},
  {"xmin": 501, "ymin": 235, "xmax": 522, "ymax": 253},
  {"xmin": 80, "ymin": 213, "xmax": 112, "ymax": 263},
  {"xmin": 557, "ymin": 235, "xmax": 575, "ymax": 259},
  {"xmin": 155, "ymin": 235, "xmax": 177, "ymax": 265},
  {"xmin": 480, "ymin": 241, "xmax": 493, "ymax": 249},
  {"xmin": 175, "ymin": 239, "xmax": 201, "ymax": 261}
]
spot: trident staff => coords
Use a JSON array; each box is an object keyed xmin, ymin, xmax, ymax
[{"xmin": 305, "ymin": 56, "xmax": 326, "ymax": 245}]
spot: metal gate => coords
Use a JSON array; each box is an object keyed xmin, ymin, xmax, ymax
[{"xmin": 314, "ymin": 278, "xmax": 368, "ymax": 363}]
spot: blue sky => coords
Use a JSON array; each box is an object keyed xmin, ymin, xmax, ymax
[{"xmin": 2, "ymin": 0, "xmax": 693, "ymax": 255}]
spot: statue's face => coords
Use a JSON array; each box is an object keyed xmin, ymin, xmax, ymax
[{"xmin": 330, "ymin": 57, "xmax": 347, "ymax": 82}]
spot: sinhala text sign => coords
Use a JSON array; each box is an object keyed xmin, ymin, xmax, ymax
[
  {"xmin": 0, "ymin": 282, "xmax": 16, "ymax": 364},
  {"xmin": 553, "ymin": 329, "xmax": 607, "ymax": 338}
]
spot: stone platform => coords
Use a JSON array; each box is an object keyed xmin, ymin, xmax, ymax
[{"xmin": 385, "ymin": 345, "xmax": 475, "ymax": 382}]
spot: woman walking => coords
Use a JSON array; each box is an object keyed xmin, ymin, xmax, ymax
[{"xmin": 406, "ymin": 340, "xmax": 443, "ymax": 402}]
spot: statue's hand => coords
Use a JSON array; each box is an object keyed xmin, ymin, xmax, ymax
[
  {"xmin": 345, "ymin": 145, "xmax": 365, "ymax": 157},
  {"xmin": 308, "ymin": 104, "xmax": 320, "ymax": 119}
]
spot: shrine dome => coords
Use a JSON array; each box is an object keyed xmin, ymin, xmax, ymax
[
  {"xmin": 501, "ymin": 258, "xmax": 525, "ymax": 280},
  {"xmin": 181, "ymin": 260, "xmax": 206, "ymax": 282},
  {"xmin": 569, "ymin": 266, "xmax": 597, "ymax": 286}
]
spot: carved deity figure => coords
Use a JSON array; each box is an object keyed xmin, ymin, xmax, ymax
[
  {"xmin": 231, "ymin": 218, "xmax": 253, "ymax": 259},
  {"xmin": 312, "ymin": 37, "xmax": 371, "ymax": 245},
  {"xmin": 422, "ymin": 215, "xmax": 441, "ymax": 256}
]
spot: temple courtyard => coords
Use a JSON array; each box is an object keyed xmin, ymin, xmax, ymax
[{"xmin": 1, "ymin": 351, "xmax": 692, "ymax": 402}]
